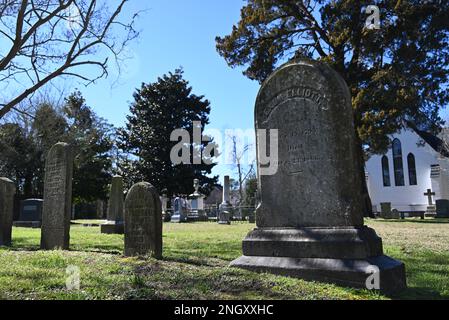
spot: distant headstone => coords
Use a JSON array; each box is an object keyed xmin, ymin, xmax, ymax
[
  {"xmin": 0, "ymin": 178, "xmax": 15, "ymax": 246},
  {"xmin": 218, "ymin": 176, "xmax": 232, "ymax": 225},
  {"xmin": 124, "ymin": 182, "xmax": 162, "ymax": 258},
  {"xmin": 101, "ymin": 176, "xmax": 124, "ymax": 234},
  {"xmin": 230, "ymin": 59, "xmax": 406, "ymax": 292},
  {"xmin": 189, "ymin": 179, "xmax": 207, "ymax": 221},
  {"xmin": 40, "ymin": 142, "xmax": 73, "ymax": 250},
  {"xmin": 160, "ymin": 189, "xmax": 169, "ymax": 221},
  {"xmin": 248, "ymin": 211, "xmax": 256, "ymax": 223},
  {"xmin": 13, "ymin": 199, "xmax": 43, "ymax": 228},
  {"xmin": 391, "ymin": 208, "xmax": 400, "ymax": 219},
  {"xmin": 380, "ymin": 202, "xmax": 392, "ymax": 219},
  {"xmin": 171, "ymin": 197, "xmax": 187, "ymax": 223},
  {"xmin": 436, "ymin": 199, "xmax": 449, "ymax": 218},
  {"xmin": 424, "ymin": 189, "xmax": 437, "ymax": 218}
]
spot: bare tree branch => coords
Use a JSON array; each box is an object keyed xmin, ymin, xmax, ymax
[{"xmin": 0, "ymin": 0, "xmax": 142, "ymax": 119}]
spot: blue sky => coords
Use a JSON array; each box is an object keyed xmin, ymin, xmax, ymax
[{"xmin": 78, "ymin": 0, "xmax": 259, "ymax": 181}]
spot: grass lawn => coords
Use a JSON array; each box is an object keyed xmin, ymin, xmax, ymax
[{"xmin": 0, "ymin": 218, "xmax": 448, "ymax": 300}]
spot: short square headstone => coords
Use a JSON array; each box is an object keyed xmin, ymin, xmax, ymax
[
  {"xmin": 380, "ymin": 202, "xmax": 392, "ymax": 219},
  {"xmin": 230, "ymin": 58, "xmax": 406, "ymax": 292},
  {"xmin": 13, "ymin": 199, "xmax": 43, "ymax": 228},
  {"xmin": 124, "ymin": 182, "xmax": 162, "ymax": 258},
  {"xmin": 436, "ymin": 199, "xmax": 449, "ymax": 218},
  {"xmin": 391, "ymin": 209, "xmax": 400, "ymax": 219},
  {"xmin": 0, "ymin": 178, "xmax": 16, "ymax": 246},
  {"xmin": 40, "ymin": 142, "xmax": 74, "ymax": 250}
]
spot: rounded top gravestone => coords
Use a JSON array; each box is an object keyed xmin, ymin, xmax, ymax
[
  {"xmin": 255, "ymin": 58, "xmax": 364, "ymax": 228},
  {"xmin": 124, "ymin": 182, "xmax": 162, "ymax": 258},
  {"xmin": 231, "ymin": 59, "xmax": 407, "ymax": 293}
]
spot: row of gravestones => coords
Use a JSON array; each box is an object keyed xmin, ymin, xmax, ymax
[
  {"xmin": 0, "ymin": 143, "xmax": 162, "ymax": 258},
  {"xmin": 1, "ymin": 59, "xmax": 407, "ymax": 292}
]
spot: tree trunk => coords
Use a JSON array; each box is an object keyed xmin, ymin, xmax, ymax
[{"xmin": 355, "ymin": 136, "xmax": 374, "ymax": 218}]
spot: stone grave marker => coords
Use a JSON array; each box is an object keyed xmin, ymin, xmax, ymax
[
  {"xmin": 124, "ymin": 182, "xmax": 162, "ymax": 258},
  {"xmin": 40, "ymin": 142, "xmax": 73, "ymax": 250},
  {"xmin": 218, "ymin": 175, "xmax": 232, "ymax": 225},
  {"xmin": 0, "ymin": 178, "xmax": 15, "ymax": 246},
  {"xmin": 230, "ymin": 58, "xmax": 407, "ymax": 292},
  {"xmin": 436, "ymin": 199, "xmax": 449, "ymax": 218},
  {"xmin": 101, "ymin": 176, "xmax": 125, "ymax": 234}
]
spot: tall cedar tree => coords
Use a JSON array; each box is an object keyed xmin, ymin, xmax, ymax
[
  {"xmin": 216, "ymin": 0, "xmax": 449, "ymax": 215},
  {"xmin": 117, "ymin": 69, "xmax": 218, "ymax": 196}
]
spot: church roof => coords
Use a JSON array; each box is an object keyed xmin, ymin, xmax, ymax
[{"xmin": 407, "ymin": 122, "xmax": 449, "ymax": 158}]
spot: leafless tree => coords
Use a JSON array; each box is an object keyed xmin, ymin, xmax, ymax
[
  {"xmin": 0, "ymin": 0, "xmax": 141, "ymax": 119},
  {"xmin": 228, "ymin": 134, "xmax": 255, "ymax": 218}
]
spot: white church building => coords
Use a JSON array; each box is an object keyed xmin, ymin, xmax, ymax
[{"xmin": 366, "ymin": 125, "xmax": 449, "ymax": 215}]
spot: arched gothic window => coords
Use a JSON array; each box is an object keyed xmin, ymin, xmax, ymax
[
  {"xmin": 392, "ymin": 139, "xmax": 405, "ymax": 186},
  {"xmin": 381, "ymin": 156, "xmax": 391, "ymax": 187},
  {"xmin": 407, "ymin": 153, "xmax": 417, "ymax": 186}
]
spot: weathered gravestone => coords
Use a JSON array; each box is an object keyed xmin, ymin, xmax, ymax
[
  {"xmin": 124, "ymin": 182, "xmax": 162, "ymax": 258},
  {"xmin": 436, "ymin": 199, "xmax": 449, "ymax": 218},
  {"xmin": 171, "ymin": 197, "xmax": 188, "ymax": 223},
  {"xmin": 101, "ymin": 176, "xmax": 125, "ymax": 234},
  {"xmin": 40, "ymin": 142, "xmax": 74, "ymax": 250},
  {"xmin": 231, "ymin": 59, "xmax": 407, "ymax": 292},
  {"xmin": 391, "ymin": 209, "xmax": 401, "ymax": 220},
  {"xmin": 0, "ymin": 178, "xmax": 15, "ymax": 246},
  {"xmin": 380, "ymin": 202, "xmax": 392, "ymax": 219},
  {"xmin": 14, "ymin": 199, "xmax": 43, "ymax": 228}
]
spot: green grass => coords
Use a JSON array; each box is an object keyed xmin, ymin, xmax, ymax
[{"xmin": 0, "ymin": 219, "xmax": 448, "ymax": 300}]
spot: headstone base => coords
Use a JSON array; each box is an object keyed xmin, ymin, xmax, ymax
[
  {"xmin": 231, "ymin": 255, "xmax": 406, "ymax": 293},
  {"xmin": 13, "ymin": 221, "xmax": 41, "ymax": 228},
  {"xmin": 171, "ymin": 214, "xmax": 188, "ymax": 223},
  {"xmin": 218, "ymin": 203, "xmax": 232, "ymax": 225},
  {"xmin": 231, "ymin": 226, "xmax": 406, "ymax": 292},
  {"xmin": 425, "ymin": 206, "xmax": 437, "ymax": 218},
  {"xmin": 100, "ymin": 221, "xmax": 124, "ymax": 234}
]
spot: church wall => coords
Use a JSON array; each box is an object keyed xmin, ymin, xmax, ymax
[{"xmin": 366, "ymin": 129, "xmax": 439, "ymax": 213}]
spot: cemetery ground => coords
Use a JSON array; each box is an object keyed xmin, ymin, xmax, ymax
[{"xmin": 0, "ymin": 219, "xmax": 448, "ymax": 300}]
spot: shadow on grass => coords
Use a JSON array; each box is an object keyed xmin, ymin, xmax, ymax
[
  {"xmin": 129, "ymin": 261, "xmax": 299, "ymax": 300},
  {"xmin": 162, "ymin": 255, "xmax": 224, "ymax": 268}
]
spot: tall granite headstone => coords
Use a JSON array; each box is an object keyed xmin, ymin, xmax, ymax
[
  {"xmin": 101, "ymin": 176, "xmax": 125, "ymax": 234},
  {"xmin": 231, "ymin": 59, "xmax": 406, "ymax": 292},
  {"xmin": 40, "ymin": 142, "xmax": 73, "ymax": 250},
  {"xmin": 0, "ymin": 178, "xmax": 15, "ymax": 246},
  {"xmin": 124, "ymin": 182, "xmax": 162, "ymax": 258}
]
